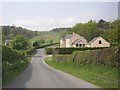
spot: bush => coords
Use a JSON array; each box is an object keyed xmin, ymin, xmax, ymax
[
  {"xmin": 2, "ymin": 46, "xmax": 32, "ymax": 85},
  {"xmin": 53, "ymin": 54, "xmax": 70, "ymax": 63},
  {"xmin": 39, "ymin": 43, "xmax": 59, "ymax": 49},
  {"xmin": 52, "ymin": 47, "xmax": 118, "ymax": 68},
  {"xmin": 11, "ymin": 35, "xmax": 29, "ymax": 50},
  {"xmin": 26, "ymin": 47, "xmax": 36, "ymax": 55},
  {"xmin": 52, "ymin": 47, "xmax": 105, "ymax": 54},
  {"xmin": 2, "ymin": 46, "xmax": 24, "ymax": 71},
  {"xmin": 45, "ymin": 48, "xmax": 52, "ymax": 54}
]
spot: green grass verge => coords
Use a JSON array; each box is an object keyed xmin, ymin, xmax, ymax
[{"xmin": 45, "ymin": 57, "xmax": 118, "ymax": 88}]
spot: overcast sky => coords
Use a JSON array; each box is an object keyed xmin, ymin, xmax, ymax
[{"xmin": 1, "ymin": 2, "xmax": 118, "ymax": 31}]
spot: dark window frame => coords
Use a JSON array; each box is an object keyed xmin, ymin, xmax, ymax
[{"xmin": 99, "ymin": 40, "xmax": 102, "ymax": 44}]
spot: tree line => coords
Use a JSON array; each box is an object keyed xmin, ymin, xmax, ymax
[
  {"xmin": 2, "ymin": 25, "xmax": 39, "ymax": 42},
  {"xmin": 59, "ymin": 19, "xmax": 118, "ymax": 45}
]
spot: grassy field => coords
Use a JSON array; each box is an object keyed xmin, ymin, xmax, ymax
[
  {"xmin": 29, "ymin": 31, "xmax": 60, "ymax": 44},
  {"xmin": 45, "ymin": 57, "xmax": 118, "ymax": 89}
]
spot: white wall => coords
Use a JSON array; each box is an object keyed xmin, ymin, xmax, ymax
[
  {"xmin": 66, "ymin": 39, "xmax": 71, "ymax": 47},
  {"xmin": 90, "ymin": 37, "xmax": 110, "ymax": 47}
]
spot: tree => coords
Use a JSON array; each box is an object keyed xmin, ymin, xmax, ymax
[
  {"xmin": 33, "ymin": 41, "xmax": 39, "ymax": 48},
  {"xmin": 101, "ymin": 19, "xmax": 118, "ymax": 45},
  {"xmin": 72, "ymin": 20, "xmax": 102, "ymax": 41},
  {"xmin": 97, "ymin": 19, "xmax": 109, "ymax": 31},
  {"xmin": 11, "ymin": 35, "xmax": 29, "ymax": 50},
  {"xmin": 49, "ymin": 40, "xmax": 53, "ymax": 44},
  {"xmin": 39, "ymin": 39, "xmax": 45, "ymax": 44},
  {"xmin": 59, "ymin": 30, "xmax": 72, "ymax": 39}
]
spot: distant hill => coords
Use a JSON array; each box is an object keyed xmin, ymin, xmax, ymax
[
  {"xmin": 50, "ymin": 27, "xmax": 72, "ymax": 33},
  {"xmin": 2, "ymin": 25, "xmax": 38, "ymax": 40},
  {"xmin": 30, "ymin": 31, "xmax": 60, "ymax": 43}
]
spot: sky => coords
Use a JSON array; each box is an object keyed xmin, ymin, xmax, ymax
[{"xmin": 0, "ymin": 1, "xmax": 118, "ymax": 31}]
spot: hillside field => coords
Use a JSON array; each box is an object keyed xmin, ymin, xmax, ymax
[{"xmin": 29, "ymin": 31, "xmax": 60, "ymax": 44}]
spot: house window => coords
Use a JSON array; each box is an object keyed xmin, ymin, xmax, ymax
[
  {"xmin": 99, "ymin": 40, "xmax": 101, "ymax": 44},
  {"xmin": 83, "ymin": 44, "xmax": 85, "ymax": 47},
  {"xmin": 76, "ymin": 44, "xmax": 79, "ymax": 47},
  {"xmin": 79, "ymin": 44, "xmax": 82, "ymax": 47}
]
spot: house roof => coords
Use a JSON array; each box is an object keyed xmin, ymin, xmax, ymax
[
  {"xmin": 63, "ymin": 34, "xmax": 73, "ymax": 39},
  {"xmin": 88, "ymin": 36, "xmax": 101, "ymax": 45},
  {"xmin": 72, "ymin": 38, "xmax": 85, "ymax": 44},
  {"xmin": 62, "ymin": 33, "xmax": 87, "ymax": 44},
  {"xmin": 61, "ymin": 38, "xmax": 65, "ymax": 41}
]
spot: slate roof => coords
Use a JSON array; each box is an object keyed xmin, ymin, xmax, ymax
[{"xmin": 63, "ymin": 34, "xmax": 73, "ymax": 39}]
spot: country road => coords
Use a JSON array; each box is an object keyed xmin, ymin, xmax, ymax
[{"xmin": 5, "ymin": 49, "xmax": 99, "ymax": 88}]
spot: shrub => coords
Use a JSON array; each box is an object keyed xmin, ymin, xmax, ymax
[
  {"xmin": 11, "ymin": 35, "xmax": 29, "ymax": 50},
  {"xmin": 45, "ymin": 48, "xmax": 52, "ymax": 54},
  {"xmin": 39, "ymin": 43, "xmax": 59, "ymax": 49},
  {"xmin": 52, "ymin": 47, "xmax": 105, "ymax": 54},
  {"xmin": 26, "ymin": 47, "xmax": 36, "ymax": 55},
  {"xmin": 2, "ymin": 46, "xmax": 24, "ymax": 70},
  {"xmin": 53, "ymin": 54, "xmax": 70, "ymax": 63},
  {"xmin": 52, "ymin": 47, "xmax": 118, "ymax": 68}
]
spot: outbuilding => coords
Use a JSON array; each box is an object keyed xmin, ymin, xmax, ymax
[{"xmin": 87, "ymin": 36, "xmax": 110, "ymax": 47}]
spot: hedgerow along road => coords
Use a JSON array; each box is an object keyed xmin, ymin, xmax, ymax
[{"xmin": 5, "ymin": 49, "xmax": 100, "ymax": 88}]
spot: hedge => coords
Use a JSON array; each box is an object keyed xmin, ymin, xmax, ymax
[
  {"xmin": 45, "ymin": 48, "xmax": 53, "ymax": 54},
  {"xmin": 37, "ymin": 43, "xmax": 59, "ymax": 49},
  {"xmin": 2, "ymin": 46, "xmax": 24, "ymax": 70},
  {"xmin": 53, "ymin": 54, "xmax": 71, "ymax": 63},
  {"xmin": 45, "ymin": 47, "xmax": 105, "ymax": 55},
  {"xmin": 25, "ymin": 47, "xmax": 36, "ymax": 55},
  {"xmin": 52, "ymin": 47, "xmax": 118, "ymax": 68},
  {"xmin": 2, "ymin": 46, "xmax": 34, "ymax": 85}
]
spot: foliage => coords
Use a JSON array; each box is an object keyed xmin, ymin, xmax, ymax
[
  {"xmin": 2, "ymin": 25, "xmax": 37, "ymax": 40},
  {"xmin": 33, "ymin": 41, "xmax": 39, "ymax": 47},
  {"xmin": 37, "ymin": 39, "xmax": 45, "ymax": 44},
  {"xmin": 32, "ymin": 40, "xmax": 41, "ymax": 48},
  {"xmin": 45, "ymin": 48, "xmax": 53, "ymax": 54},
  {"xmin": 101, "ymin": 19, "xmax": 118, "ymax": 45},
  {"xmin": 59, "ymin": 30, "xmax": 73, "ymax": 39},
  {"xmin": 72, "ymin": 20, "xmax": 103, "ymax": 41},
  {"xmin": 50, "ymin": 27, "xmax": 71, "ymax": 33},
  {"xmin": 2, "ymin": 46, "xmax": 35, "ymax": 85},
  {"xmin": 49, "ymin": 47, "xmax": 104, "ymax": 54},
  {"xmin": 2, "ymin": 46, "xmax": 24, "ymax": 71},
  {"xmin": 52, "ymin": 47, "xmax": 118, "ymax": 68},
  {"xmin": 97, "ymin": 19, "xmax": 109, "ymax": 30},
  {"xmin": 11, "ymin": 35, "xmax": 29, "ymax": 50},
  {"xmin": 48, "ymin": 40, "xmax": 53, "ymax": 44},
  {"xmin": 39, "ymin": 43, "xmax": 59, "ymax": 49},
  {"xmin": 71, "ymin": 19, "xmax": 118, "ymax": 43},
  {"xmin": 25, "ymin": 47, "xmax": 36, "ymax": 55}
]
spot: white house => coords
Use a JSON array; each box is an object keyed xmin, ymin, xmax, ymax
[
  {"xmin": 87, "ymin": 36, "xmax": 110, "ymax": 47},
  {"xmin": 60, "ymin": 33, "xmax": 110, "ymax": 48},
  {"xmin": 60, "ymin": 32, "xmax": 87, "ymax": 48}
]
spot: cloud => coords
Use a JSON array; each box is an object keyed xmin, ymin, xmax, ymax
[
  {"xmin": 59, "ymin": 17, "xmax": 79, "ymax": 26},
  {"xmin": 13, "ymin": 17, "xmax": 80, "ymax": 31}
]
